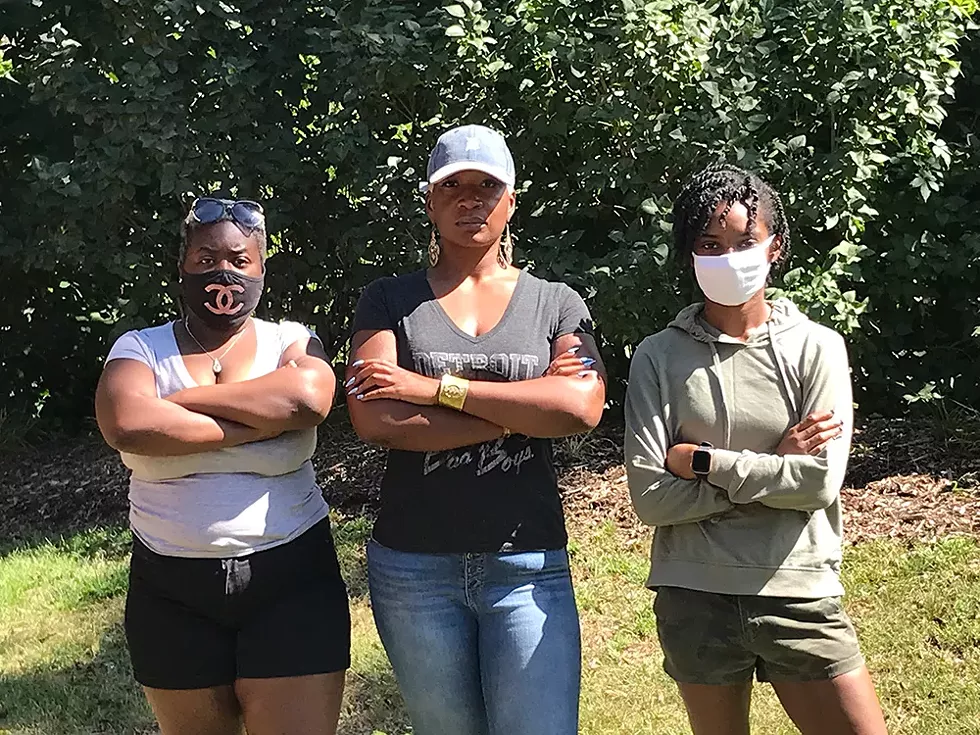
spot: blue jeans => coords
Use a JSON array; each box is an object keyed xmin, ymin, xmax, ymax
[{"xmin": 367, "ymin": 539, "xmax": 581, "ymax": 735}]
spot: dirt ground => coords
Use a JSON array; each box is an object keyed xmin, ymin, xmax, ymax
[{"xmin": 0, "ymin": 415, "xmax": 977, "ymax": 545}]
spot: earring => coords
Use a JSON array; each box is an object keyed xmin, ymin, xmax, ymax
[
  {"xmin": 428, "ymin": 228, "xmax": 440, "ymax": 267},
  {"xmin": 498, "ymin": 223, "xmax": 513, "ymax": 268}
]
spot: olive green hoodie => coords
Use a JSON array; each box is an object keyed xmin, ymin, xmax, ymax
[{"xmin": 625, "ymin": 299, "xmax": 852, "ymax": 598}]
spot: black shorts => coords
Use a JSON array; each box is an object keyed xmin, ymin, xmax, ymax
[{"xmin": 124, "ymin": 517, "xmax": 351, "ymax": 690}]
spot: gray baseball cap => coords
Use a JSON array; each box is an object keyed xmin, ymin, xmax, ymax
[{"xmin": 420, "ymin": 124, "xmax": 516, "ymax": 192}]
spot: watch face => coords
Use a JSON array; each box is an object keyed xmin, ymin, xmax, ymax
[{"xmin": 692, "ymin": 450, "xmax": 711, "ymax": 475}]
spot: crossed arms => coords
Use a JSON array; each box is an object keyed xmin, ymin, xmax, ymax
[
  {"xmin": 625, "ymin": 336, "xmax": 852, "ymax": 526},
  {"xmin": 95, "ymin": 335, "xmax": 336, "ymax": 457},
  {"xmin": 346, "ymin": 329, "xmax": 606, "ymax": 452}
]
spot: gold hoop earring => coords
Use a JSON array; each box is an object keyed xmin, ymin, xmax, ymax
[
  {"xmin": 498, "ymin": 223, "xmax": 513, "ymax": 268},
  {"xmin": 428, "ymin": 228, "xmax": 440, "ymax": 267}
]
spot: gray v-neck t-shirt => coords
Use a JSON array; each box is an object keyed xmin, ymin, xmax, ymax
[{"xmin": 352, "ymin": 269, "xmax": 594, "ymax": 553}]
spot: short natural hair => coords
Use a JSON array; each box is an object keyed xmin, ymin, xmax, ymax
[{"xmin": 178, "ymin": 213, "xmax": 268, "ymax": 266}]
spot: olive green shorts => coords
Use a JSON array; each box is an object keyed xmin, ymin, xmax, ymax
[{"xmin": 654, "ymin": 586, "xmax": 865, "ymax": 685}]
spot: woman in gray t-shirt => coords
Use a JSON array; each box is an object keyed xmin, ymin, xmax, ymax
[
  {"xmin": 95, "ymin": 198, "xmax": 349, "ymax": 735},
  {"xmin": 347, "ymin": 125, "xmax": 606, "ymax": 734}
]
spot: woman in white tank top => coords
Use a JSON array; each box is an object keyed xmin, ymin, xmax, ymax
[{"xmin": 95, "ymin": 197, "xmax": 349, "ymax": 735}]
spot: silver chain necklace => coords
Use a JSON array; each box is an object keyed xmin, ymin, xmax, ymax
[{"xmin": 182, "ymin": 317, "xmax": 251, "ymax": 375}]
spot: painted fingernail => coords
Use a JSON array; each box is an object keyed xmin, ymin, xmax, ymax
[
  {"xmin": 344, "ymin": 377, "xmax": 355, "ymax": 388},
  {"xmin": 347, "ymin": 387, "xmax": 358, "ymax": 395},
  {"xmin": 567, "ymin": 347, "xmax": 581, "ymax": 355},
  {"xmin": 577, "ymin": 370, "xmax": 595, "ymax": 377},
  {"xmin": 356, "ymin": 394, "xmax": 364, "ymax": 400},
  {"xmin": 579, "ymin": 357, "xmax": 596, "ymax": 365},
  {"xmin": 351, "ymin": 360, "xmax": 364, "ymax": 367}
]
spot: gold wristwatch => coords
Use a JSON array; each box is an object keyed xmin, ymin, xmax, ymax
[{"xmin": 437, "ymin": 374, "xmax": 470, "ymax": 411}]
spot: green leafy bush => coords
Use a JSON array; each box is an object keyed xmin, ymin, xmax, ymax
[{"xmin": 0, "ymin": 0, "xmax": 977, "ymax": 427}]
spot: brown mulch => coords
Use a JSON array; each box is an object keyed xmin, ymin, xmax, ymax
[
  {"xmin": 846, "ymin": 414, "xmax": 979, "ymax": 488},
  {"xmin": 0, "ymin": 416, "xmax": 977, "ymax": 548},
  {"xmin": 841, "ymin": 475, "xmax": 980, "ymax": 544}
]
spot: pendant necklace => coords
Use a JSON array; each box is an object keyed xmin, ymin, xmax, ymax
[{"xmin": 183, "ymin": 317, "xmax": 251, "ymax": 375}]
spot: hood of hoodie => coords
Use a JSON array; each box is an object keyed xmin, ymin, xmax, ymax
[
  {"xmin": 667, "ymin": 298, "xmax": 810, "ymax": 346},
  {"xmin": 663, "ymin": 298, "xmax": 813, "ymax": 449}
]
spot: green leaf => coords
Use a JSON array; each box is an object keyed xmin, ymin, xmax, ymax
[
  {"xmin": 445, "ymin": 24, "xmax": 466, "ymax": 37},
  {"xmin": 640, "ymin": 198, "xmax": 659, "ymax": 215},
  {"xmin": 699, "ymin": 80, "xmax": 719, "ymax": 97},
  {"xmin": 788, "ymin": 134, "xmax": 807, "ymax": 150},
  {"xmin": 445, "ymin": 4, "xmax": 466, "ymax": 18},
  {"xmin": 783, "ymin": 267, "xmax": 804, "ymax": 286}
]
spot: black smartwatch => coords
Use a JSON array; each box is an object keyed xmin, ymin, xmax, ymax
[{"xmin": 691, "ymin": 442, "xmax": 714, "ymax": 478}]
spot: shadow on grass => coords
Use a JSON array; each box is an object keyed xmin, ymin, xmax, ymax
[
  {"xmin": 0, "ymin": 624, "xmax": 154, "ymax": 735},
  {"xmin": 0, "ymin": 622, "xmax": 412, "ymax": 735},
  {"xmin": 340, "ymin": 666, "xmax": 411, "ymax": 735}
]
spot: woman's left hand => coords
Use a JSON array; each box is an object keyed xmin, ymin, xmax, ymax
[
  {"xmin": 666, "ymin": 443, "xmax": 699, "ymax": 480},
  {"xmin": 346, "ymin": 359, "xmax": 440, "ymax": 406},
  {"xmin": 544, "ymin": 347, "xmax": 599, "ymax": 379}
]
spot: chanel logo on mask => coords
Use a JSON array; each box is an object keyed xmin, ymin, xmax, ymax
[
  {"xmin": 204, "ymin": 283, "xmax": 246, "ymax": 315},
  {"xmin": 181, "ymin": 268, "xmax": 264, "ymax": 329}
]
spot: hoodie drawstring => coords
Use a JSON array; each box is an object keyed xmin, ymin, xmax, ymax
[
  {"xmin": 708, "ymin": 343, "xmax": 732, "ymax": 450},
  {"xmin": 707, "ymin": 321, "xmax": 800, "ymax": 451},
  {"xmin": 767, "ymin": 319, "xmax": 800, "ymax": 422}
]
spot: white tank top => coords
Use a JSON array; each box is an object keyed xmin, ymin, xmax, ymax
[{"xmin": 106, "ymin": 319, "xmax": 329, "ymax": 558}]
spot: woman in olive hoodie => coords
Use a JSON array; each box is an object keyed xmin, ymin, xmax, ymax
[{"xmin": 625, "ymin": 164, "xmax": 887, "ymax": 735}]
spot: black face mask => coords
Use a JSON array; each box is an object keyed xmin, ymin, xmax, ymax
[{"xmin": 180, "ymin": 269, "xmax": 264, "ymax": 331}]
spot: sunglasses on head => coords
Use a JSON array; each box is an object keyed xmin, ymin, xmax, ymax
[{"xmin": 189, "ymin": 198, "xmax": 265, "ymax": 231}]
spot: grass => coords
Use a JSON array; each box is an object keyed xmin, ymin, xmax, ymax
[
  {"xmin": 0, "ymin": 527, "xmax": 148, "ymax": 735},
  {"xmin": 1, "ymin": 520, "xmax": 979, "ymax": 735}
]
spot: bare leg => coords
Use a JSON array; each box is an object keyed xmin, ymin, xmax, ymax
[
  {"xmin": 144, "ymin": 685, "xmax": 243, "ymax": 735},
  {"xmin": 236, "ymin": 671, "xmax": 346, "ymax": 735},
  {"xmin": 771, "ymin": 666, "xmax": 887, "ymax": 735},
  {"xmin": 677, "ymin": 681, "xmax": 753, "ymax": 735}
]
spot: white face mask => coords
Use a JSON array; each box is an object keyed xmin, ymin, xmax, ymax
[{"xmin": 693, "ymin": 236, "xmax": 775, "ymax": 306}]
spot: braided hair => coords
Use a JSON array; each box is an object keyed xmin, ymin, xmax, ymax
[{"xmin": 672, "ymin": 163, "xmax": 791, "ymax": 272}]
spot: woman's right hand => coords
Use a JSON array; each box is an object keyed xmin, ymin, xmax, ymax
[{"xmin": 776, "ymin": 411, "xmax": 843, "ymax": 456}]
